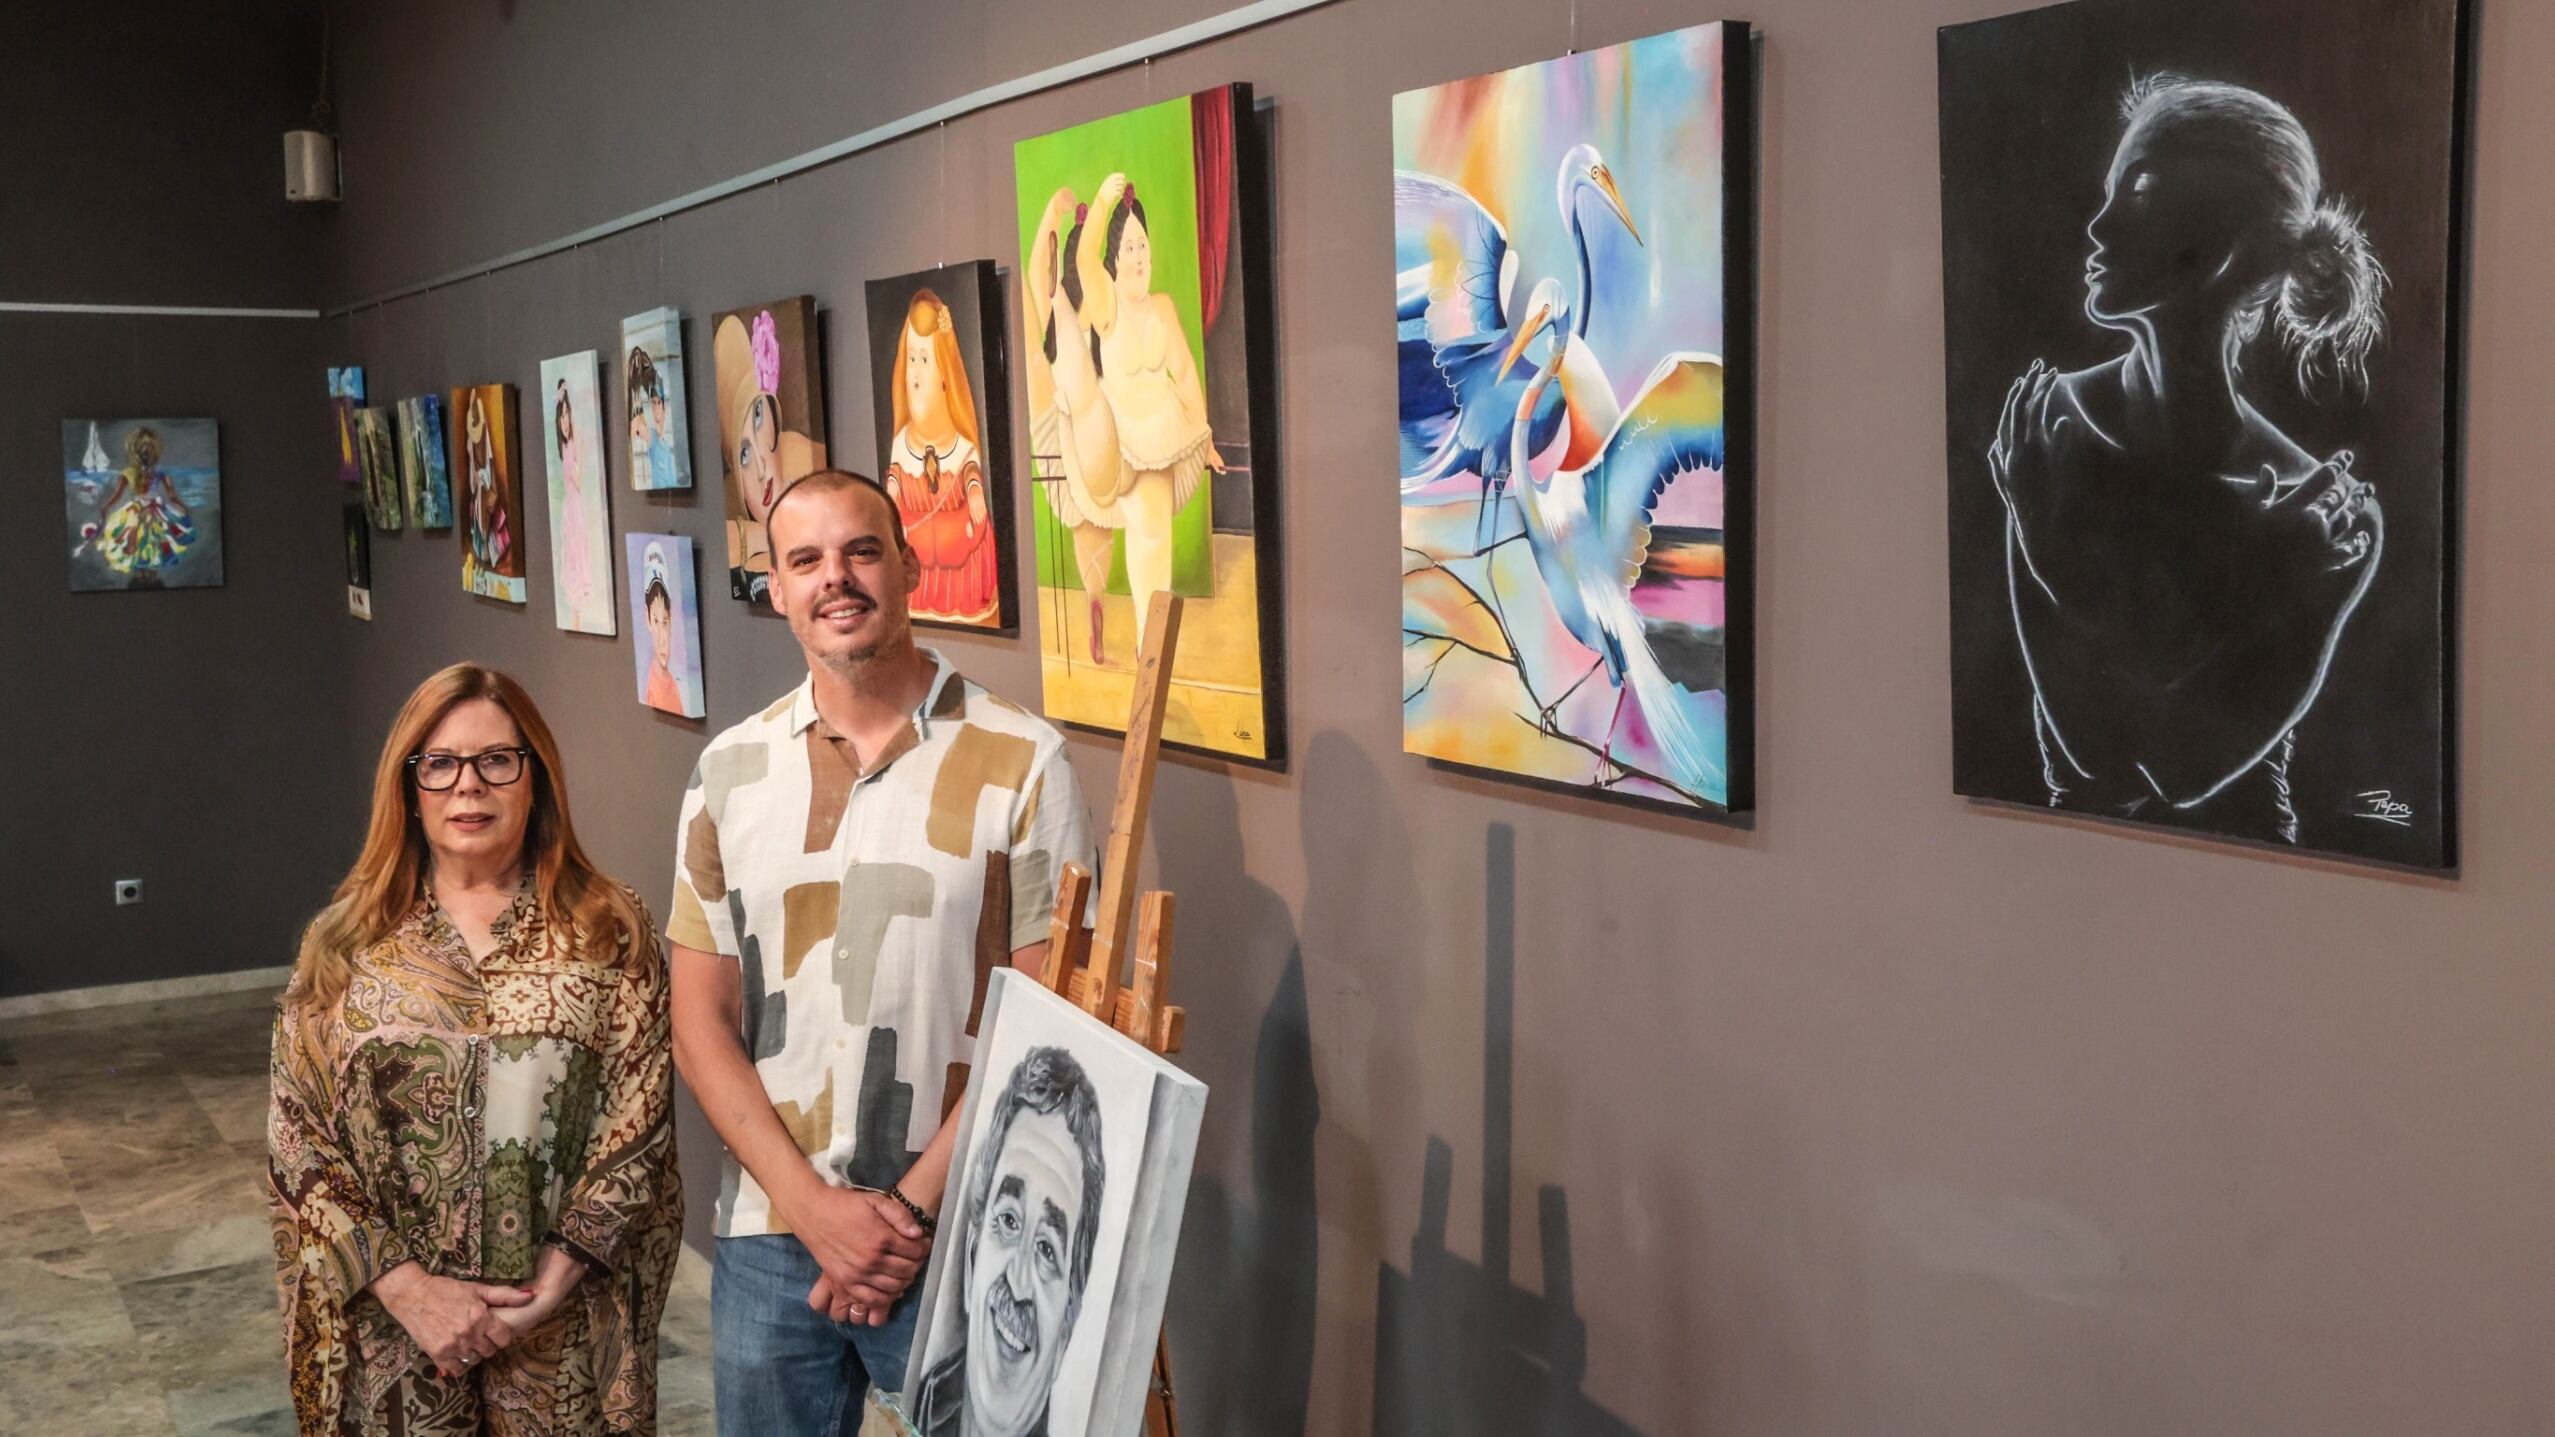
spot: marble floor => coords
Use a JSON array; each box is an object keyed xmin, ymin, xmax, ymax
[{"xmin": 0, "ymin": 983, "xmax": 715, "ymax": 1436}]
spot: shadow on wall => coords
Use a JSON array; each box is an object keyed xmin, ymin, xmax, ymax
[
  {"xmin": 1154, "ymin": 742, "xmax": 1323, "ymax": 1436},
  {"xmin": 1372, "ymin": 823, "xmax": 1645, "ymax": 1437}
]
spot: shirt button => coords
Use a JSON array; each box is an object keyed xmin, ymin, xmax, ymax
[{"xmin": 835, "ymin": 946, "xmax": 849, "ymax": 960}]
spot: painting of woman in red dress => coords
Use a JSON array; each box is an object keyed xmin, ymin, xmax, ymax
[{"xmin": 868, "ymin": 262, "xmax": 1015, "ymax": 632}]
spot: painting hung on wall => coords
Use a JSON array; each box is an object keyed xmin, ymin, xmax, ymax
[
  {"xmin": 627, "ymin": 533, "xmax": 704, "ymax": 718},
  {"xmin": 540, "ymin": 351, "xmax": 616, "ymax": 634},
  {"xmin": 64, "ymin": 418, "xmax": 224, "ymax": 592},
  {"xmin": 356, "ymin": 406, "xmax": 402, "ymax": 533},
  {"xmin": 451, "ymin": 384, "xmax": 527, "ymax": 604},
  {"xmin": 329, "ymin": 367, "xmax": 365, "ymax": 490},
  {"xmin": 1013, "ymin": 83, "xmax": 1284, "ymax": 764},
  {"xmin": 902, "ymin": 969, "xmax": 1207, "ymax": 1437},
  {"xmin": 344, "ymin": 500, "xmax": 372, "ymax": 620},
  {"xmin": 623, "ymin": 307, "xmax": 693, "ymax": 491},
  {"xmin": 867, "ymin": 260, "xmax": 1015, "ymax": 631},
  {"xmin": 395, "ymin": 394, "xmax": 455, "ymax": 530},
  {"xmin": 1395, "ymin": 22, "xmax": 1757, "ymax": 817},
  {"xmin": 327, "ymin": 366, "xmax": 365, "ymax": 402},
  {"xmin": 712, "ymin": 295, "xmax": 828, "ymax": 603},
  {"xmin": 1939, "ymin": 0, "xmax": 2467, "ymax": 867}
]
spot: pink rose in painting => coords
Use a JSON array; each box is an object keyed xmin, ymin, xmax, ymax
[{"xmin": 751, "ymin": 310, "xmax": 782, "ymax": 397}]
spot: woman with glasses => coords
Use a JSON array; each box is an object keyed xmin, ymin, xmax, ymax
[{"xmin": 267, "ymin": 663, "xmax": 682, "ymax": 1436}]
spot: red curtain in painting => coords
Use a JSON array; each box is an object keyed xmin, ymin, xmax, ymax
[{"xmin": 1191, "ymin": 89, "xmax": 1235, "ymax": 333}]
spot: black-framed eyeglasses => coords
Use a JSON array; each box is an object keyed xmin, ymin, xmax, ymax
[{"xmin": 406, "ymin": 747, "xmax": 533, "ymax": 792}]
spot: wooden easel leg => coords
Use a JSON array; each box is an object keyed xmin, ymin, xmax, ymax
[{"xmin": 1143, "ymin": 1327, "xmax": 1178, "ymax": 1437}]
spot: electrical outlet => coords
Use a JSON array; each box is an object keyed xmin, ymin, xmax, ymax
[{"xmin": 113, "ymin": 879, "xmax": 143, "ymax": 906}]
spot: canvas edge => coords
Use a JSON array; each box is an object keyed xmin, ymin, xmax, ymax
[
  {"xmin": 1718, "ymin": 19, "xmax": 1760, "ymax": 816},
  {"xmin": 1085, "ymin": 1066, "xmax": 1209, "ymax": 1429}
]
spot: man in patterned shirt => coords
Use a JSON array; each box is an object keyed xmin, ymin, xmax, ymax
[{"xmin": 668, "ymin": 470, "xmax": 1095, "ymax": 1435}]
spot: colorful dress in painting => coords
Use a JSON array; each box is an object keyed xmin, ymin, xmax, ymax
[
  {"xmin": 84, "ymin": 427, "xmax": 198, "ymax": 586},
  {"xmin": 266, "ymin": 883, "xmax": 682, "ymax": 1436},
  {"xmin": 886, "ymin": 432, "xmax": 997, "ymax": 623}
]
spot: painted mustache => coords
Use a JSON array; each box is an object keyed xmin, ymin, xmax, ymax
[{"xmin": 984, "ymin": 1271, "xmax": 1039, "ymax": 1362}]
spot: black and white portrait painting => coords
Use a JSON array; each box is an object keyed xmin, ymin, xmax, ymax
[
  {"xmin": 903, "ymin": 970, "xmax": 1206, "ymax": 1437},
  {"xmin": 1939, "ymin": 0, "xmax": 2467, "ymax": 868}
]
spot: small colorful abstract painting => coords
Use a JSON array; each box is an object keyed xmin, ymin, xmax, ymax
[
  {"xmin": 626, "ymin": 533, "xmax": 704, "ymax": 718},
  {"xmin": 1013, "ymin": 84, "xmax": 1284, "ymax": 763},
  {"xmin": 63, "ymin": 418, "xmax": 224, "ymax": 592},
  {"xmin": 623, "ymin": 308, "xmax": 693, "ymax": 492},
  {"xmin": 356, "ymin": 406, "xmax": 403, "ymax": 533},
  {"xmin": 395, "ymin": 394, "xmax": 455, "ymax": 530},
  {"xmin": 867, "ymin": 260, "xmax": 1014, "ymax": 631},
  {"xmin": 712, "ymin": 295, "xmax": 828, "ymax": 604},
  {"xmin": 1394, "ymin": 22, "xmax": 1757, "ymax": 815},
  {"xmin": 540, "ymin": 352, "xmax": 616, "ymax": 634},
  {"xmin": 452, "ymin": 384, "xmax": 527, "ymax": 604},
  {"xmin": 326, "ymin": 367, "xmax": 365, "ymax": 401}
]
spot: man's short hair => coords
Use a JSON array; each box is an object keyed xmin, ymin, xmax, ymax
[
  {"xmin": 764, "ymin": 468, "xmax": 909, "ymax": 555},
  {"xmin": 965, "ymin": 1045, "xmax": 1106, "ymax": 1317}
]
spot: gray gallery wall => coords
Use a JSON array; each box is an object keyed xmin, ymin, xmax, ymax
[
  {"xmin": 301, "ymin": 0, "xmax": 2555, "ymax": 1431},
  {"xmin": 0, "ymin": 0, "xmax": 356, "ymax": 999}
]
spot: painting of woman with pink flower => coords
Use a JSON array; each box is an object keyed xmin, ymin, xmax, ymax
[{"xmin": 712, "ymin": 297, "xmax": 829, "ymax": 604}]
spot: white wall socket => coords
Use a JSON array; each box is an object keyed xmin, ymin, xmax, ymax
[{"xmin": 113, "ymin": 879, "xmax": 143, "ymax": 906}]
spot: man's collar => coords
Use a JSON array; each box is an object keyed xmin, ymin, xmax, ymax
[{"xmin": 787, "ymin": 646, "xmax": 960, "ymax": 738}]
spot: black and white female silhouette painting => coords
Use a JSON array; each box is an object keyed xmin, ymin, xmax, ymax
[{"xmin": 1939, "ymin": 0, "xmax": 2467, "ymax": 868}]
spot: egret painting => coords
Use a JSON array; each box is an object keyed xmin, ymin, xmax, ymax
[
  {"xmin": 1014, "ymin": 83, "xmax": 1285, "ymax": 765},
  {"xmin": 1396, "ymin": 23, "xmax": 1756, "ymax": 815},
  {"xmin": 1940, "ymin": 0, "xmax": 2465, "ymax": 868}
]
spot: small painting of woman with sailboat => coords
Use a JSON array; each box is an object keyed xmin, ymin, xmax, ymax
[{"xmin": 63, "ymin": 417, "xmax": 224, "ymax": 591}]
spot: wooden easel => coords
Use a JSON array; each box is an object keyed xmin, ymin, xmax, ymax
[{"xmin": 1038, "ymin": 588, "xmax": 1188, "ymax": 1437}]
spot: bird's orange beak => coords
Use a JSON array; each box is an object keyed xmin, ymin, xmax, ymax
[
  {"xmin": 1592, "ymin": 165, "xmax": 1644, "ymax": 248},
  {"xmin": 1497, "ymin": 303, "xmax": 1556, "ymax": 383}
]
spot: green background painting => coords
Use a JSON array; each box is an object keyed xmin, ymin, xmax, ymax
[{"xmin": 1012, "ymin": 91, "xmax": 1214, "ymax": 596}]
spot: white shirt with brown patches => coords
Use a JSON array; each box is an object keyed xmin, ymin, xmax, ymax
[{"xmin": 668, "ymin": 650, "xmax": 1095, "ymax": 1236}]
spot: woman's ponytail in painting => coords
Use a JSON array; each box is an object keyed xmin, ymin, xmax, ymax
[{"xmin": 2277, "ymin": 199, "xmax": 2387, "ymax": 390}]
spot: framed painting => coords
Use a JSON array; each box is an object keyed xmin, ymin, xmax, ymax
[
  {"xmin": 356, "ymin": 405, "xmax": 402, "ymax": 533},
  {"xmin": 540, "ymin": 351, "xmax": 616, "ymax": 634},
  {"xmin": 344, "ymin": 500, "xmax": 372, "ymax": 621},
  {"xmin": 451, "ymin": 383, "xmax": 528, "ymax": 604},
  {"xmin": 395, "ymin": 394, "xmax": 455, "ymax": 530},
  {"xmin": 867, "ymin": 260, "xmax": 1016, "ymax": 632},
  {"xmin": 623, "ymin": 307, "xmax": 694, "ymax": 492},
  {"xmin": 902, "ymin": 969, "xmax": 1207, "ymax": 1437},
  {"xmin": 64, "ymin": 418, "xmax": 224, "ymax": 592},
  {"xmin": 1394, "ymin": 21, "xmax": 1757, "ymax": 817},
  {"xmin": 326, "ymin": 366, "xmax": 365, "ymax": 401},
  {"xmin": 329, "ymin": 366, "xmax": 365, "ymax": 489},
  {"xmin": 712, "ymin": 295, "xmax": 829, "ymax": 604},
  {"xmin": 627, "ymin": 532, "xmax": 705, "ymax": 718},
  {"xmin": 1939, "ymin": 0, "xmax": 2467, "ymax": 867},
  {"xmin": 1013, "ymin": 83, "xmax": 1284, "ymax": 765}
]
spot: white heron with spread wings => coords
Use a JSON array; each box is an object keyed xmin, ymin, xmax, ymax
[
  {"xmin": 1496, "ymin": 289, "xmax": 1731, "ymax": 801},
  {"xmin": 1395, "ymin": 143, "xmax": 1641, "ymax": 497}
]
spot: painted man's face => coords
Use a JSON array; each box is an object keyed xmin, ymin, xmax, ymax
[
  {"xmin": 646, "ymin": 596, "xmax": 673, "ymax": 670},
  {"xmin": 962, "ymin": 1108, "xmax": 1086, "ymax": 1437}
]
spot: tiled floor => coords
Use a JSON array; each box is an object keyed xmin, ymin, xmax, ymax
[{"xmin": 0, "ymin": 984, "xmax": 714, "ymax": 1436}]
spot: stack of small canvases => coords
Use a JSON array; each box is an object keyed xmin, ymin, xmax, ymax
[{"xmin": 900, "ymin": 968, "xmax": 1206, "ymax": 1437}]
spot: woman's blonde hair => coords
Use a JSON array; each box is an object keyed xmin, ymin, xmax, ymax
[
  {"xmin": 287, "ymin": 663, "xmax": 648, "ymax": 1011},
  {"xmin": 892, "ymin": 288, "xmax": 981, "ymax": 450}
]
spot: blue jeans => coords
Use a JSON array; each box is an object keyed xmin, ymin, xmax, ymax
[{"xmin": 713, "ymin": 1234, "xmax": 923, "ymax": 1437}]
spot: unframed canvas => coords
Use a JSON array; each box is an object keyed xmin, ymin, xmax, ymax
[
  {"xmin": 541, "ymin": 352, "xmax": 616, "ymax": 634},
  {"xmin": 902, "ymin": 969, "xmax": 1207, "ymax": 1437},
  {"xmin": 344, "ymin": 500, "xmax": 372, "ymax": 620},
  {"xmin": 452, "ymin": 384, "xmax": 528, "ymax": 604},
  {"xmin": 1012, "ymin": 83, "xmax": 1285, "ymax": 765},
  {"xmin": 1394, "ymin": 22, "xmax": 1757, "ymax": 817},
  {"xmin": 64, "ymin": 418, "xmax": 224, "ymax": 592},
  {"xmin": 356, "ymin": 406, "xmax": 403, "ymax": 533},
  {"xmin": 712, "ymin": 296, "xmax": 828, "ymax": 604},
  {"xmin": 1937, "ymin": 0, "xmax": 2467, "ymax": 868},
  {"xmin": 396, "ymin": 394, "xmax": 455, "ymax": 530},
  {"xmin": 624, "ymin": 307, "xmax": 694, "ymax": 492},
  {"xmin": 626, "ymin": 532, "xmax": 705, "ymax": 718},
  {"xmin": 867, "ymin": 261, "xmax": 1016, "ymax": 632}
]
